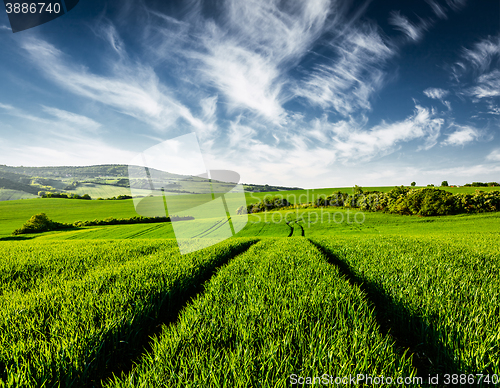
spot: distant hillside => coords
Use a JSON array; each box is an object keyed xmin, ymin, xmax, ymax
[
  {"xmin": 242, "ymin": 183, "xmax": 302, "ymax": 192},
  {"xmin": 0, "ymin": 177, "xmax": 40, "ymax": 195},
  {"xmin": 0, "ymin": 164, "xmax": 303, "ymax": 200},
  {"xmin": 0, "ymin": 164, "xmax": 128, "ymax": 179}
]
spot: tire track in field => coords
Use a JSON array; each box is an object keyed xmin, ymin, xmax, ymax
[
  {"xmin": 190, "ymin": 218, "xmax": 230, "ymax": 239},
  {"xmin": 295, "ymin": 221, "xmax": 305, "ymax": 236},
  {"xmin": 197, "ymin": 219, "xmax": 230, "ymax": 239},
  {"xmin": 125, "ymin": 223, "xmax": 166, "ymax": 238},
  {"xmin": 287, "ymin": 221, "xmax": 305, "ymax": 237},
  {"xmin": 97, "ymin": 239, "xmax": 259, "ymax": 388},
  {"xmin": 308, "ymin": 240, "xmax": 453, "ymax": 379}
]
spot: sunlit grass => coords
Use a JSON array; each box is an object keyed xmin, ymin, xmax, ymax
[{"xmin": 106, "ymin": 239, "xmax": 415, "ymax": 388}]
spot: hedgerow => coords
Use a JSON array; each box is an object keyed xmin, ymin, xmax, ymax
[{"xmin": 12, "ymin": 214, "xmax": 194, "ymax": 235}]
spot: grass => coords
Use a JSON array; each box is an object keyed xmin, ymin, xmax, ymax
[
  {"xmin": 37, "ymin": 223, "xmax": 177, "ymax": 240},
  {"xmin": 313, "ymin": 234, "xmax": 500, "ymax": 376},
  {"xmin": 105, "ymin": 239, "xmax": 415, "ymax": 388},
  {"xmin": 2, "ymin": 184, "xmax": 499, "ymax": 237},
  {"xmin": 1, "ymin": 187, "xmax": 499, "ymax": 386},
  {"xmin": 0, "ymin": 238, "xmax": 256, "ymax": 387},
  {"xmin": 0, "ymin": 199, "xmax": 138, "ymax": 237}
]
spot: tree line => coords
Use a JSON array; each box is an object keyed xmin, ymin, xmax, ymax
[{"xmin": 241, "ymin": 186, "xmax": 500, "ymax": 217}]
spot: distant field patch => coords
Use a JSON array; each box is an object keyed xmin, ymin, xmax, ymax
[
  {"xmin": 0, "ymin": 189, "xmax": 37, "ymax": 201},
  {"xmin": 70, "ymin": 183, "xmax": 154, "ymax": 199}
]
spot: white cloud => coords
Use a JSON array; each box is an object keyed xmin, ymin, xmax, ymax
[
  {"xmin": 487, "ymin": 103, "xmax": 500, "ymax": 115},
  {"xmin": 441, "ymin": 125, "xmax": 481, "ymax": 146},
  {"xmin": 295, "ymin": 25, "xmax": 394, "ymax": 116},
  {"xmin": 422, "ymin": 164, "xmax": 500, "ymax": 179},
  {"xmin": 0, "ymin": 103, "xmax": 14, "ymax": 110},
  {"xmin": 20, "ymin": 37, "xmax": 209, "ymax": 136},
  {"xmin": 96, "ymin": 24, "xmax": 127, "ymax": 60},
  {"xmin": 426, "ymin": 0, "xmax": 448, "ymax": 19},
  {"xmin": 215, "ymin": 105, "xmax": 444, "ymax": 184},
  {"xmin": 194, "ymin": 33, "xmax": 286, "ymax": 123},
  {"xmin": 221, "ymin": 0, "xmax": 331, "ymax": 64},
  {"xmin": 445, "ymin": 0, "xmax": 467, "ymax": 12},
  {"xmin": 6, "ymin": 0, "xmax": 491, "ymax": 188},
  {"xmin": 329, "ymin": 105, "xmax": 444, "ymax": 158},
  {"xmin": 468, "ymin": 69, "xmax": 500, "ymax": 99},
  {"xmin": 41, "ymin": 106, "xmax": 102, "ymax": 133},
  {"xmin": 423, "ymin": 87, "xmax": 449, "ymax": 99},
  {"xmin": 0, "ymin": 102, "xmax": 50, "ymax": 123},
  {"xmin": 0, "ymin": 104, "xmax": 135, "ymax": 166},
  {"xmin": 200, "ymin": 96, "xmax": 218, "ymax": 120},
  {"xmin": 388, "ymin": 11, "xmax": 424, "ymax": 42},
  {"xmin": 486, "ymin": 149, "xmax": 500, "ymax": 162},
  {"xmin": 451, "ymin": 34, "xmax": 500, "ymax": 109},
  {"xmin": 0, "ymin": 140, "xmax": 136, "ymax": 168},
  {"xmin": 442, "ymin": 101, "xmax": 452, "ymax": 111},
  {"xmin": 462, "ymin": 34, "xmax": 500, "ymax": 73},
  {"xmin": 185, "ymin": 0, "xmax": 334, "ymax": 123}
]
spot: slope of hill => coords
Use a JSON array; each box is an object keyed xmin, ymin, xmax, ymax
[{"xmin": 0, "ymin": 164, "xmax": 303, "ymax": 201}]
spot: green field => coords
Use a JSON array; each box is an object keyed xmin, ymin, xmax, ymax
[{"xmin": 0, "ymin": 188, "xmax": 499, "ymax": 387}]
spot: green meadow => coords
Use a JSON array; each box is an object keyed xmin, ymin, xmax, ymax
[{"xmin": 0, "ymin": 187, "xmax": 499, "ymax": 387}]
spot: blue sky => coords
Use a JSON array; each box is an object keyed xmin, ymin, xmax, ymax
[{"xmin": 0, "ymin": 0, "xmax": 499, "ymax": 187}]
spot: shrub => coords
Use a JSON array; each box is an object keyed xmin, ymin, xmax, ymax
[{"xmin": 12, "ymin": 213, "xmax": 72, "ymax": 235}]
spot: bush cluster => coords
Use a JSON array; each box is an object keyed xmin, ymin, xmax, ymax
[
  {"xmin": 237, "ymin": 196, "xmax": 290, "ymax": 215},
  {"xmin": 12, "ymin": 213, "xmax": 72, "ymax": 235},
  {"xmin": 463, "ymin": 182, "xmax": 500, "ymax": 187},
  {"xmin": 358, "ymin": 186, "xmax": 500, "ymax": 216},
  {"xmin": 243, "ymin": 186, "xmax": 500, "ymax": 217},
  {"xmin": 96, "ymin": 195, "xmax": 132, "ymax": 200},
  {"xmin": 39, "ymin": 192, "xmax": 91, "ymax": 200}
]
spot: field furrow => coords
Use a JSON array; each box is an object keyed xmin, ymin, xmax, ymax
[
  {"xmin": 105, "ymin": 238, "xmax": 416, "ymax": 388},
  {"xmin": 0, "ymin": 238, "xmax": 257, "ymax": 387},
  {"xmin": 313, "ymin": 235, "xmax": 500, "ymax": 376}
]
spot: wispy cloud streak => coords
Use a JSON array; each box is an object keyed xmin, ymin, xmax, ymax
[
  {"xmin": 426, "ymin": 0, "xmax": 448, "ymax": 19},
  {"xmin": 389, "ymin": 11, "xmax": 425, "ymax": 42},
  {"xmin": 20, "ymin": 37, "xmax": 208, "ymax": 135},
  {"xmin": 424, "ymin": 88, "xmax": 449, "ymax": 99},
  {"xmin": 295, "ymin": 24, "xmax": 394, "ymax": 116}
]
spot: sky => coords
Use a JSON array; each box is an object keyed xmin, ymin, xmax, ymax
[{"xmin": 0, "ymin": 0, "xmax": 499, "ymax": 188}]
